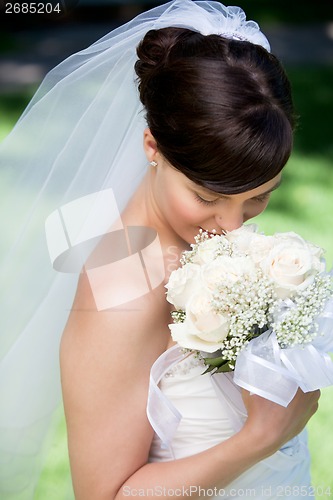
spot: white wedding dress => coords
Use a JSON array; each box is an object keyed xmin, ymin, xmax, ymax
[{"xmin": 148, "ymin": 348, "xmax": 312, "ymax": 499}]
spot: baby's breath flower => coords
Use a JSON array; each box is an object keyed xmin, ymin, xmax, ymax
[
  {"xmin": 273, "ymin": 274, "xmax": 333, "ymax": 348},
  {"xmin": 171, "ymin": 310, "xmax": 186, "ymax": 323},
  {"xmin": 168, "ymin": 227, "xmax": 333, "ymax": 374}
]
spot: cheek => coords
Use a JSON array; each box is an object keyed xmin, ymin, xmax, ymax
[
  {"xmin": 166, "ymin": 191, "xmax": 200, "ymax": 223},
  {"xmin": 245, "ymin": 202, "xmax": 269, "ymax": 221}
]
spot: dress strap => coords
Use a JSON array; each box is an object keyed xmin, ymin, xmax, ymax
[
  {"xmin": 146, "ymin": 345, "xmax": 246, "ymax": 446},
  {"xmin": 146, "ymin": 345, "xmax": 187, "ymax": 449}
]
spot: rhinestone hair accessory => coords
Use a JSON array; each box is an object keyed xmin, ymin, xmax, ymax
[{"xmin": 197, "ymin": 4, "xmax": 270, "ymax": 52}]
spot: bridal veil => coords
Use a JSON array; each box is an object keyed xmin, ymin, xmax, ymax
[{"xmin": 0, "ymin": 1, "xmax": 270, "ymax": 496}]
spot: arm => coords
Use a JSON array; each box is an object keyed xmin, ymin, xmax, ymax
[
  {"xmin": 61, "ymin": 271, "xmax": 319, "ymax": 500},
  {"xmin": 115, "ymin": 390, "xmax": 318, "ymax": 500}
]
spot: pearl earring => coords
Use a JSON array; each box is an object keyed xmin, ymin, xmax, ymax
[{"xmin": 150, "ymin": 160, "xmax": 158, "ymax": 167}]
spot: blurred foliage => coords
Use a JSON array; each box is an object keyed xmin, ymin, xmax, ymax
[
  {"xmin": 290, "ymin": 66, "xmax": 333, "ymax": 157},
  {"xmin": 0, "ymin": 92, "xmax": 34, "ymax": 140},
  {"xmin": 233, "ymin": 0, "xmax": 333, "ymax": 23},
  {"xmin": 308, "ymin": 385, "xmax": 333, "ymax": 492},
  {"xmin": 34, "ymin": 409, "xmax": 74, "ymax": 500},
  {"xmin": 255, "ymin": 66, "xmax": 333, "ymax": 267},
  {"xmin": 0, "ymin": 32, "xmax": 20, "ymax": 52}
]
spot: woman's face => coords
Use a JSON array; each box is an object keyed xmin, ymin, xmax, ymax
[{"xmin": 149, "ymin": 159, "xmax": 281, "ymax": 245}]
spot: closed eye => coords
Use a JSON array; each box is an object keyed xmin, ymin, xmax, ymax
[
  {"xmin": 252, "ymin": 193, "xmax": 271, "ymax": 203},
  {"xmin": 195, "ymin": 193, "xmax": 219, "ymax": 205}
]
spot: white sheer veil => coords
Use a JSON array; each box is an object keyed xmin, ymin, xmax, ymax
[{"xmin": 0, "ymin": 1, "xmax": 270, "ymax": 497}]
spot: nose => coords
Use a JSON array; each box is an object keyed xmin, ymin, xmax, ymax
[{"xmin": 215, "ymin": 209, "xmax": 244, "ymax": 232}]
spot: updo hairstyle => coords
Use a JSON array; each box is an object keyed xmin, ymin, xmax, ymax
[{"xmin": 135, "ymin": 28, "xmax": 295, "ymax": 194}]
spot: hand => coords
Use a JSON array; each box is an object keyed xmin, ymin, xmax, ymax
[{"xmin": 241, "ymin": 388, "xmax": 320, "ymax": 457}]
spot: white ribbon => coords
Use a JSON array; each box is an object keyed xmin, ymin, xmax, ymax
[
  {"xmin": 147, "ymin": 299, "xmax": 333, "ymax": 449},
  {"xmin": 233, "ymin": 330, "xmax": 300, "ymax": 406},
  {"xmin": 233, "ymin": 298, "xmax": 333, "ymax": 406},
  {"xmin": 146, "ymin": 345, "xmax": 186, "ymax": 449}
]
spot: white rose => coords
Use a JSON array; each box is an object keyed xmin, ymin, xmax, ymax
[
  {"xmin": 165, "ymin": 263, "xmax": 201, "ymax": 309},
  {"xmin": 224, "ymin": 224, "xmax": 258, "ymax": 253},
  {"xmin": 169, "ymin": 322, "xmax": 224, "ymax": 353},
  {"xmin": 275, "ymin": 232, "xmax": 324, "ymax": 264},
  {"xmin": 260, "ymin": 232, "xmax": 325, "ymax": 299},
  {"xmin": 201, "ymin": 255, "xmax": 256, "ymax": 291},
  {"xmin": 225, "ymin": 223, "xmax": 258, "ymax": 240},
  {"xmin": 170, "ymin": 290, "xmax": 229, "ymax": 352},
  {"xmin": 192, "ymin": 236, "xmax": 221, "ymax": 265},
  {"xmin": 248, "ymin": 234, "xmax": 275, "ymax": 264}
]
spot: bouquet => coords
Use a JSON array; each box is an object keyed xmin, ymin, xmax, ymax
[{"xmin": 166, "ymin": 225, "xmax": 333, "ymax": 406}]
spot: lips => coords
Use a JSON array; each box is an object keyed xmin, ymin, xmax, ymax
[
  {"xmin": 199, "ymin": 227, "xmax": 218, "ymax": 237},
  {"xmin": 199, "ymin": 227, "xmax": 227, "ymax": 237}
]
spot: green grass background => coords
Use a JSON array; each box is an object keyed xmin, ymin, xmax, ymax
[
  {"xmin": 256, "ymin": 66, "xmax": 333, "ymax": 497},
  {"xmin": 1, "ymin": 45, "xmax": 332, "ymax": 500}
]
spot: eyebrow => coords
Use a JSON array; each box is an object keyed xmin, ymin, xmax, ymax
[
  {"xmin": 194, "ymin": 178, "xmax": 283, "ymax": 199},
  {"xmin": 253, "ymin": 178, "xmax": 282, "ymax": 197}
]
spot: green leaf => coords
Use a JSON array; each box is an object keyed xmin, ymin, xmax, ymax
[
  {"xmin": 203, "ymin": 356, "xmax": 225, "ymax": 367},
  {"xmin": 216, "ymin": 363, "xmax": 233, "ymax": 373},
  {"xmin": 202, "ymin": 364, "xmax": 217, "ymax": 375}
]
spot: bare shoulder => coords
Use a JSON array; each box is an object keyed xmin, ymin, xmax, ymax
[
  {"xmin": 60, "ymin": 259, "xmax": 172, "ymax": 497},
  {"xmin": 62, "ymin": 265, "xmax": 171, "ymax": 356}
]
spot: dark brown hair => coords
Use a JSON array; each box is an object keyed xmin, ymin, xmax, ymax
[{"xmin": 135, "ymin": 28, "xmax": 295, "ymax": 194}]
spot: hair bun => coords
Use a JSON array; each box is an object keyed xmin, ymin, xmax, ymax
[{"xmin": 135, "ymin": 27, "xmax": 194, "ymax": 105}]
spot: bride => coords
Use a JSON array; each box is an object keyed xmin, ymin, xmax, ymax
[{"xmin": 0, "ymin": 1, "xmax": 320, "ymax": 498}]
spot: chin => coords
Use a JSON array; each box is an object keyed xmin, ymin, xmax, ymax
[{"xmin": 187, "ymin": 231, "xmax": 199, "ymax": 244}]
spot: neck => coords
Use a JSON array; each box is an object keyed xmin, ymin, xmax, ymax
[{"xmin": 121, "ymin": 171, "xmax": 189, "ymax": 279}]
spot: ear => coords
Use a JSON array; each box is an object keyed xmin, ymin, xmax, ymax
[{"xmin": 143, "ymin": 128, "xmax": 159, "ymax": 163}]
